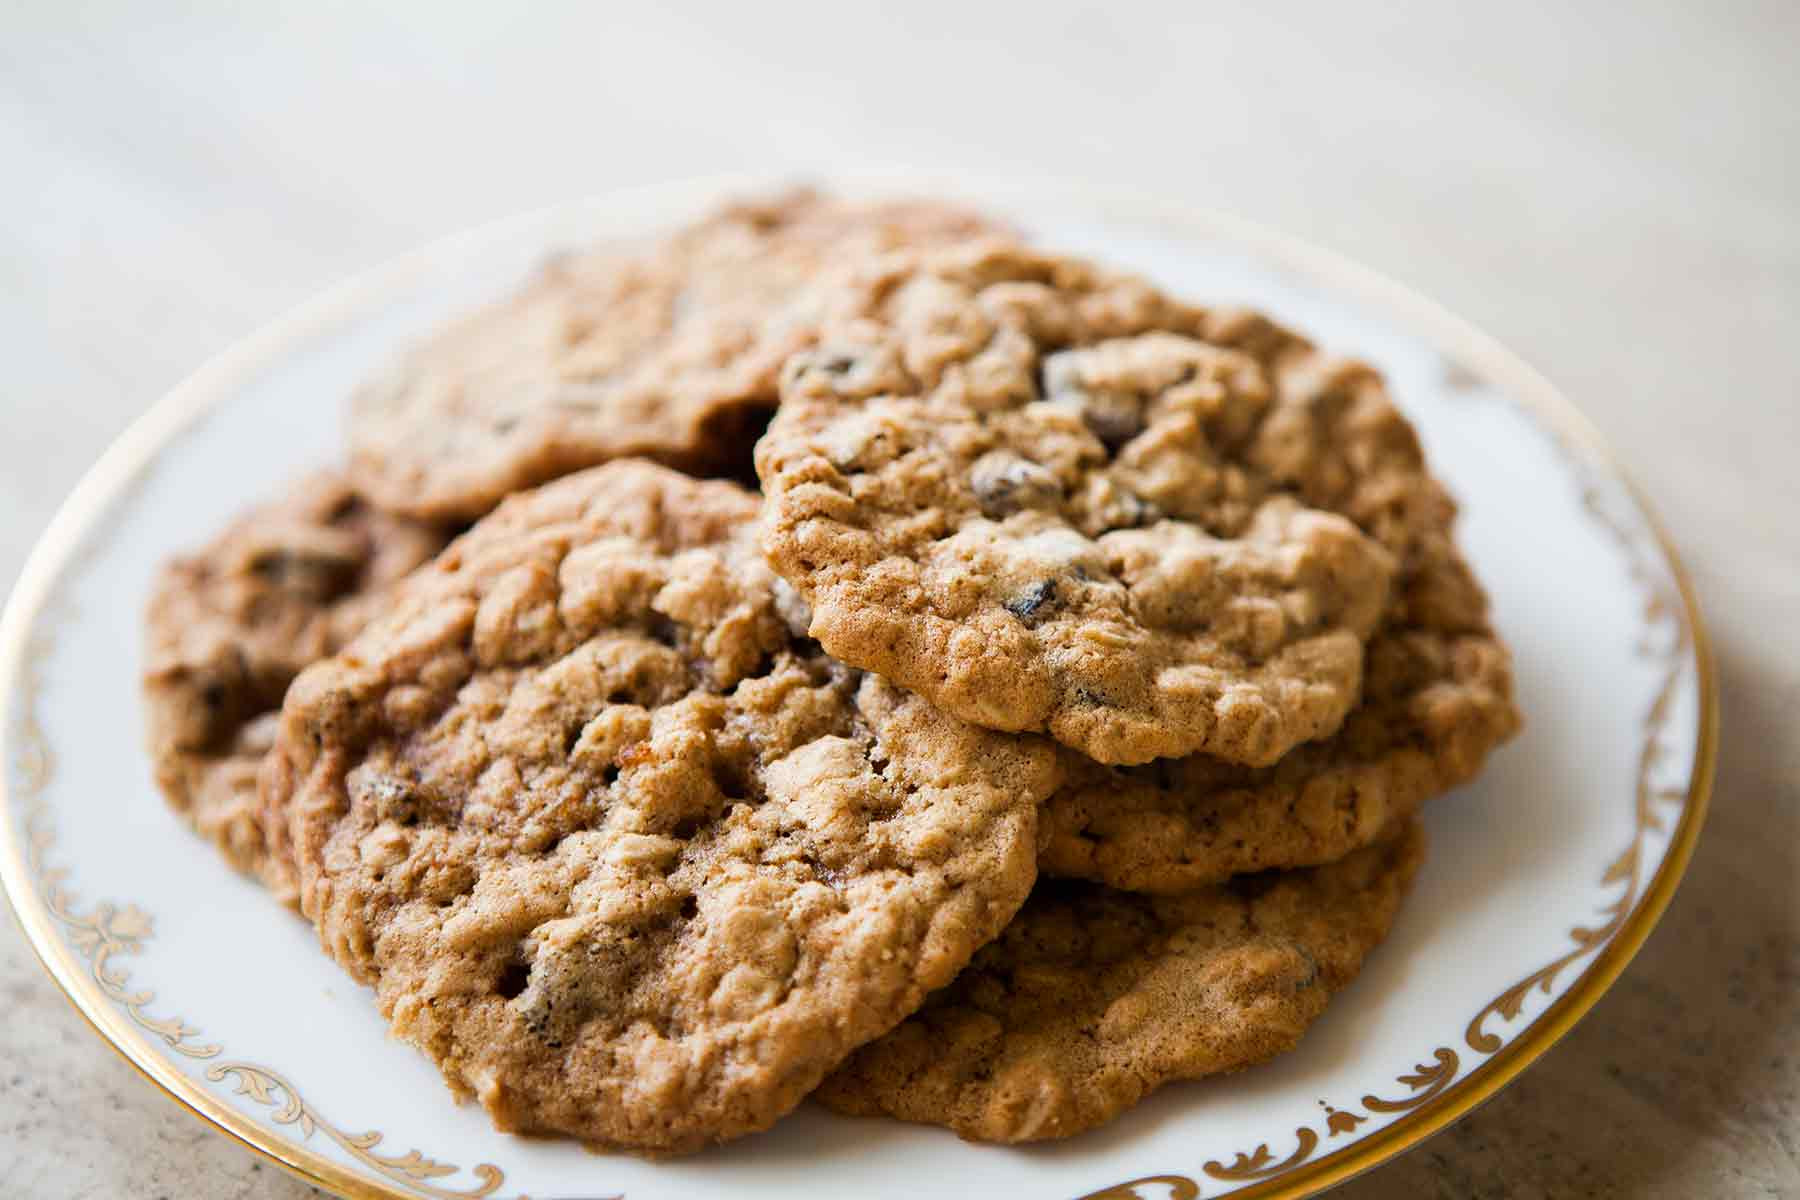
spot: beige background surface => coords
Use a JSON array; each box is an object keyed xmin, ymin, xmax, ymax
[{"xmin": 2, "ymin": 2, "xmax": 1794, "ymax": 1196}]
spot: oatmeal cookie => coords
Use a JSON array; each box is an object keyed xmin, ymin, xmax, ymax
[
  {"xmin": 347, "ymin": 190, "xmax": 1008, "ymax": 522},
  {"xmin": 755, "ymin": 244, "xmax": 1404, "ymax": 766},
  {"xmin": 141, "ymin": 471, "xmax": 451, "ymax": 900},
  {"xmin": 265, "ymin": 461, "xmax": 1057, "ymax": 1154},
  {"xmin": 816, "ymin": 821, "xmax": 1424, "ymax": 1143},
  {"xmin": 1040, "ymin": 537, "xmax": 1517, "ymax": 892}
]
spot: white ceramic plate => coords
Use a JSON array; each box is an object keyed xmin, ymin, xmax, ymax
[{"xmin": 0, "ymin": 174, "xmax": 1714, "ymax": 1200}]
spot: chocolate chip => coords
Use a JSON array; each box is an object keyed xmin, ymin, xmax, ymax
[
  {"xmin": 248, "ymin": 545, "xmax": 358, "ymax": 596},
  {"xmin": 325, "ymin": 492, "xmax": 362, "ymax": 523},
  {"xmin": 1081, "ymin": 399, "xmax": 1144, "ymax": 453},
  {"xmin": 1005, "ymin": 579, "xmax": 1058, "ymax": 624},
  {"xmin": 782, "ymin": 343, "xmax": 902, "ymax": 400},
  {"xmin": 969, "ymin": 451, "xmax": 1061, "ymax": 517},
  {"xmin": 363, "ymin": 773, "xmax": 458, "ymax": 827},
  {"xmin": 364, "ymin": 775, "xmax": 418, "ymax": 823},
  {"xmin": 1043, "ymin": 349, "xmax": 1144, "ymax": 453},
  {"xmin": 1075, "ymin": 476, "xmax": 1161, "ymax": 535}
]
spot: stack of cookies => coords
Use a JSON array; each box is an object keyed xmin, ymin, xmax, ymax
[{"xmin": 142, "ymin": 190, "xmax": 1519, "ymax": 1155}]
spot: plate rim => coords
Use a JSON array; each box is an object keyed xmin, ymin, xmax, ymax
[{"xmin": 0, "ymin": 170, "xmax": 1718, "ymax": 1200}]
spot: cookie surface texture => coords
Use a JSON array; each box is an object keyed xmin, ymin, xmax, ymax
[
  {"xmin": 756, "ymin": 244, "xmax": 1401, "ymax": 766},
  {"xmin": 1040, "ymin": 535, "xmax": 1517, "ymax": 892},
  {"xmin": 141, "ymin": 470, "xmax": 450, "ymax": 900},
  {"xmin": 815, "ymin": 821, "xmax": 1425, "ymax": 1143},
  {"xmin": 267, "ymin": 460, "xmax": 1057, "ymax": 1154},
  {"xmin": 348, "ymin": 190, "xmax": 1008, "ymax": 521}
]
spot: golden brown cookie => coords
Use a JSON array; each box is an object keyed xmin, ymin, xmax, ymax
[
  {"xmin": 816, "ymin": 821, "xmax": 1424, "ymax": 1143},
  {"xmin": 1040, "ymin": 537, "xmax": 1517, "ymax": 893},
  {"xmin": 141, "ymin": 471, "xmax": 451, "ymax": 901},
  {"xmin": 755, "ymin": 244, "xmax": 1403, "ymax": 767},
  {"xmin": 347, "ymin": 190, "xmax": 1009, "ymax": 522},
  {"xmin": 265, "ymin": 461, "xmax": 1058, "ymax": 1155}
]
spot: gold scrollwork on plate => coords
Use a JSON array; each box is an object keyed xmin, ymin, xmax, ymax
[
  {"xmin": 1204, "ymin": 1129, "xmax": 1321, "ymax": 1182},
  {"xmin": 15, "ymin": 625, "xmax": 219, "ymax": 1059},
  {"xmin": 208, "ymin": 1063, "xmax": 509, "ymax": 1199},
  {"xmin": 10, "ymin": 605, "xmax": 517, "ymax": 1199},
  {"xmin": 1361, "ymin": 1047, "xmax": 1460, "ymax": 1114}
]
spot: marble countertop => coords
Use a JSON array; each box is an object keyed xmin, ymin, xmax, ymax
[{"xmin": 3, "ymin": 2, "xmax": 1794, "ymax": 1195}]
